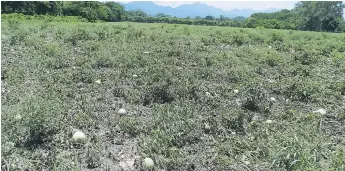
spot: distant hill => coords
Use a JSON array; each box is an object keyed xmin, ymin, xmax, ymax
[{"xmin": 122, "ymin": 1, "xmax": 281, "ymax": 18}]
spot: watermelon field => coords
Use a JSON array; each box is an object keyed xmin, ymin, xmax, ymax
[{"xmin": 1, "ymin": 15, "xmax": 345, "ymax": 170}]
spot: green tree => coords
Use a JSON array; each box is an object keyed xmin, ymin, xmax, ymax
[
  {"xmin": 249, "ymin": 9, "xmax": 299, "ymax": 30},
  {"xmin": 295, "ymin": 1, "xmax": 344, "ymax": 32},
  {"xmin": 104, "ymin": 2, "xmax": 125, "ymax": 21},
  {"xmin": 49, "ymin": 2, "xmax": 63, "ymax": 15},
  {"xmin": 62, "ymin": 1, "xmax": 110, "ymax": 22},
  {"xmin": 335, "ymin": 19, "xmax": 345, "ymax": 32},
  {"xmin": 1, "ymin": 2, "xmax": 35, "ymax": 14},
  {"xmin": 244, "ymin": 17, "xmax": 258, "ymax": 28},
  {"xmin": 1, "ymin": 1, "xmax": 63, "ymax": 15},
  {"xmin": 233, "ymin": 16, "xmax": 245, "ymax": 22},
  {"xmin": 204, "ymin": 15, "xmax": 214, "ymax": 20},
  {"xmin": 219, "ymin": 15, "xmax": 226, "ymax": 21},
  {"xmin": 155, "ymin": 13, "xmax": 166, "ymax": 17}
]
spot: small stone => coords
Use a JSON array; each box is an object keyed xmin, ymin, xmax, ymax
[
  {"xmin": 270, "ymin": 97, "xmax": 276, "ymax": 102},
  {"xmin": 206, "ymin": 92, "xmax": 211, "ymax": 97},
  {"xmin": 233, "ymin": 89, "xmax": 239, "ymax": 94},
  {"xmin": 133, "ymin": 74, "xmax": 138, "ymax": 78},
  {"xmin": 313, "ymin": 108, "xmax": 326, "ymax": 115},
  {"xmin": 266, "ymin": 79, "xmax": 275, "ymax": 83},
  {"xmin": 14, "ymin": 114, "xmax": 22, "ymax": 121},
  {"xmin": 204, "ymin": 123, "xmax": 211, "ymax": 131},
  {"xmin": 265, "ymin": 120, "xmax": 273, "ymax": 124},
  {"xmin": 95, "ymin": 80, "xmax": 101, "ymax": 84}
]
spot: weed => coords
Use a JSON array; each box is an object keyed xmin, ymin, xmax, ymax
[{"xmin": 8, "ymin": 19, "xmax": 20, "ymax": 30}]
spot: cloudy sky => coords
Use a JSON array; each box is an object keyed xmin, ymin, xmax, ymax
[
  {"xmin": 118, "ymin": 1, "xmax": 298, "ymax": 10},
  {"xmin": 154, "ymin": 1, "xmax": 297, "ymax": 10}
]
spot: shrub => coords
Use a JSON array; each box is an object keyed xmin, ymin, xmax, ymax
[{"xmin": 241, "ymin": 85, "xmax": 273, "ymax": 114}]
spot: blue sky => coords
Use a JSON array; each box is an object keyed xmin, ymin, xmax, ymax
[
  {"xmin": 154, "ymin": 1, "xmax": 297, "ymax": 10},
  {"xmin": 119, "ymin": 1, "xmax": 298, "ymax": 10}
]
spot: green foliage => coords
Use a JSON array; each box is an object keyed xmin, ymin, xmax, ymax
[
  {"xmin": 248, "ymin": 10, "xmax": 298, "ymax": 30},
  {"xmin": 2, "ymin": 1, "xmax": 125, "ymax": 22},
  {"xmin": 2, "ymin": 13, "xmax": 84, "ymax": 22},
  {"xmin": 63, "ymin": 2, "xmax": 107, "ymax": 22},
  {"xmin": 10, "ymin": 29, "xmax": 30, "ymax": 45},
  {"xmin": 1, "ymin": 1, "xmax": 64, "ymax": 15},
  {"xmin": 295, "ymin": 1, "xmax": 344, "ymax": 32},
  {"xmin": 105, "ymin": 2, "xmax": 125, "ymax": 21},
  {"xmin": 242, "ymin": 85, "xmax": 272, "ymax": 113},
  {"xmin": 335, "ymin": 20, "xmax": 345, "ymax": 33},
  {"xmin": 7, "ymin": 19, "xmax": 20, "ymax": 30},
  {"xmin": 249, "ymin": 2, "xmax": 345, "ymax": 32}
]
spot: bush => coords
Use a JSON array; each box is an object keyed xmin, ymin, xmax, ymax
[
  {"xmin": 241, "ymin": 85, "xmax": 273, "ymax": 114},
  {"xmin": 335, "ymin": 20, "xmax": 345, "ymax": 33}
]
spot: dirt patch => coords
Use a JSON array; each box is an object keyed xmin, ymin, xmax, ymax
[{"xmin": 103, "ymin": 138, "xmax": 139, "ymax": 171}]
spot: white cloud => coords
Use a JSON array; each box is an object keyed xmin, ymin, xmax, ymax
[{"xmin": 153, "ymin": 1, "xmax": 196, "ymax": 8}]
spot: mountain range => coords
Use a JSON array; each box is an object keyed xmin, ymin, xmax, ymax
[{"xmin": 121, "ymin": 1, "xmax": 281, "ymax": 18}]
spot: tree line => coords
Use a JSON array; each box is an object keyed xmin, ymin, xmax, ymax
[
  {"xmin": 1, "ymin": 1, "xmax": 125, "ymax": 22},
  {"xmin": 1, "ymin": 1, "xmax": 344, "ymax": 32},
  {"xmin": 246, "ymin": 2, "xmax": 345, "ymax": 32}
]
